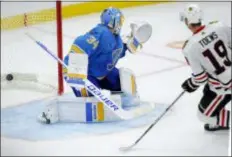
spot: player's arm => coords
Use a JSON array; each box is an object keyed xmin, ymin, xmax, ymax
[
  {"xmin": 216, "ymin": 23, "xmax": 232, "ymax": 63},
  {"xmin": 215, "ymin": 22, "xmax": 232, "ymax": 49},
  {"xmin": 182, "ymin": 43, "xmax": 208, "ymax": 93}
]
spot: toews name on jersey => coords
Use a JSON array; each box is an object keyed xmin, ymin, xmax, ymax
[{"xmin": 199, "ymin": 31, "xmax": 218, "ymax": 48}]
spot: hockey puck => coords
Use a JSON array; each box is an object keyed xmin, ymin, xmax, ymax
[{"xmin": 6, "ymin": 74, "xmax": 14, "ymax": 81}]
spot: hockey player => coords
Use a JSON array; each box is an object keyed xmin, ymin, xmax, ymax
[
  {"xmin": 38, "ymin": 7, "xmax": 152, "ymax": 124},
  {"xmin": 180, "ymin": 4, "xmax": 231, "ymax": 131},
  {"xmin": 63, "ymin": 7, "xmax": 129, "ymax": 97},
  {"xmin": 62, "ymin": 7, "xmax": 152, "ymax": 98}
]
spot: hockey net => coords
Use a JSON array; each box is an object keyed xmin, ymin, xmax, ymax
[{"xmin": 1, "ymin": 1, "xmax": 64, "ymax": 96}]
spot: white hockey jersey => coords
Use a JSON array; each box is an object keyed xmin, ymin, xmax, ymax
[{"xmin": 183, "ymin": 21, "xmax": 231, "ymax": 94}]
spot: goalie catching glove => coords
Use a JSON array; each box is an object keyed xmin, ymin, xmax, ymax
[{"xmin": 123, "ymin": 21, "xmax": 152, "ymax": 54}]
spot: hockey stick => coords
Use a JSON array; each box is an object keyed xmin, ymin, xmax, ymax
[
  {"xmin": 26, "ymin": 33, "xmax": 138, "ymax": 120},
  {"xmin": 119, "ymin": 91, "xmax": 185, "ymax": 151}
]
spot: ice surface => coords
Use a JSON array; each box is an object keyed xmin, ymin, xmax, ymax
[{"xmin": 1, "ymin": 2, "xmax": 231, "ymax": 156}]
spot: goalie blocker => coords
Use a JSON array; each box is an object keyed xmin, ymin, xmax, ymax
[{"xmin": 38, "ymin": 68, "xmax": 139, "ymax": 123}]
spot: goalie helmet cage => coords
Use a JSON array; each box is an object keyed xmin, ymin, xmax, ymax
[{"xmin": 1, "ymin": 1, "xmax": 64, "ymax": 95}]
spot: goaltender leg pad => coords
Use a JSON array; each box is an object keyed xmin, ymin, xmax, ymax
[
  {"xmin": 38, "ymin": 94, "xmax": 123, "ymax": 123},
  {"xmin": 2, "ymin": 96, "xmax": 164, "ymax": 140},
  {"xmin": 119, "ymin": 68, "xmax": 137, "ymax": 96},
  {"xmin": 38, "ymin": 99, "xmax": 59, "ymax": 124}
]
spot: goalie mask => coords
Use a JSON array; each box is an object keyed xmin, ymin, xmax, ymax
[{"xmin": 101, "ymin": 7, "xmax": 125, "ymax": 35}]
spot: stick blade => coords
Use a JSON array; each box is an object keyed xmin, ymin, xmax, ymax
[{"xmin": 119, "ymin": 144, "xmax": 135, "ymax": 152}]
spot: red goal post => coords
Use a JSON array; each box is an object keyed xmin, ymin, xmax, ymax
[{"xmin": 56, "ymin": 1, "xmax": 64, "ymax": 95}]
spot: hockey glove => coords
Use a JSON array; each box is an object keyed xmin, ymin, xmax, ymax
[
  {"xmin": 122, "ymin": 22, "xmax": 152, "ymax": 54},
  {"xmin": 181, "ymin": 78, "xmax": 199, "ymax": 93}
]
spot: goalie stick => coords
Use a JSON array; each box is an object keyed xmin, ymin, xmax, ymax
[
  {"xmin": 119, "ymin": 91, "xmax": 185, "ymax": 151},
  {"xmin": 26, "ymin": 33, "xmax": 147, "ymax": 120}
]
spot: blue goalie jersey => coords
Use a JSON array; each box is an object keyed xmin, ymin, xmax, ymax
[{"xmin": 64, "ymin": 24, "xmax": 127, "ymax": 78}]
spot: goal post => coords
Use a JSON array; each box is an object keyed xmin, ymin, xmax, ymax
[{"xmin": 56, "ymin": 1, "xmax": 64, "ymax": 95}]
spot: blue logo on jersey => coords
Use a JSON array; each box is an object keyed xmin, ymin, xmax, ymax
[{"xmin": 107, "ymin": 48, "xmax": 122, "ymax": 70}]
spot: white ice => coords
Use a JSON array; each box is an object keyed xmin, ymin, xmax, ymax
[{"xmin": 1, "ymin": 2, "xmax": 231, "ymax": 156}]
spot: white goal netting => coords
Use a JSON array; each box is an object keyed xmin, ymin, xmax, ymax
[{"xmin": 1, "ymin": 1, "xmax": 63, "ymax": 95}]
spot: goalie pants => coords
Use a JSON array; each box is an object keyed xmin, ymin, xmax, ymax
[{"xmin": 198, "ymin": 84, "xmax": 231, "ymax": 127}]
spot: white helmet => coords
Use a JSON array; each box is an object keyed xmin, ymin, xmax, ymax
[{"xmin": 180, "ymin": 4, "xmax": 203, "ymax": 24}]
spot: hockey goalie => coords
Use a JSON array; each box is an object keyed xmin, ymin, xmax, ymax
[{"xmin": 38, "ymin": 7, "xmax": 152, "ymax": 124}]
